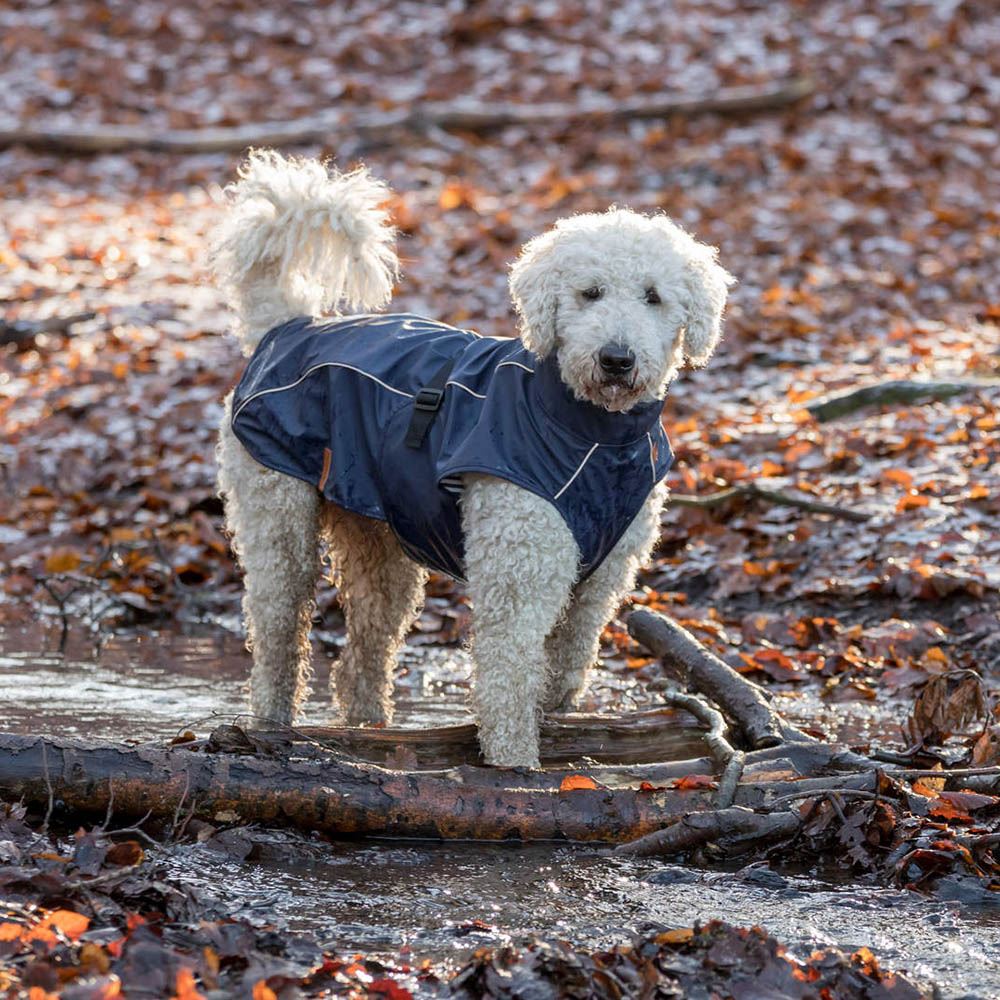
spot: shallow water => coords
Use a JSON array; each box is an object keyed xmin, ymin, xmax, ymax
[{"xmin": 2, "ymin": 621, "xmax": 999, "ymax": 998}]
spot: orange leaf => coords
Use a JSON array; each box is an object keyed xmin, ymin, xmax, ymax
[
  {"xmin": 882, "ymin": 468, "xmax": 913, "ymax": 488},
  {"xmin": 760, "ymin": 459, "xmax": 784, "ymax": 476},
  {"xmin": 559, "ymin": 774, "xmax": 598, "ymax": 791},
  {"xmin": 172, "ymin": 968, "xmax": 206, "ymax": 1000},
  {"xmin": 928, "ymin": 799, "xmax": 970, "ymax": 822},
  {"xmin": 654, "ymin": 927, "xmax": 695, "ymax": 945},
  {"xmin": 896, "ymin": 493, "xmax": 929, "ymax": 512},
  {"xmin": 671, "ymin": 773, "xmax": 718, "ymax": 790},
  {"xmin": 0, "ymin": 922, "xmax": 23, "ymax": 942},
  {"xmin": 252, "ymin": 981, "xmax": 278, "ymax": 1000},
  {"xmin": 44, "ymin": 548, "xmax": 81, "ymax": 573},
  {"xmin": 922, "ymin": 646, "xmax": 949, "ymax": 667},
  {"xmin": 45, "ymin": 909, "xmax": 90, "ymax": 940},
  {"xmin": 783, "ymin": 441, "xmax": 813, "ymax": 464}
]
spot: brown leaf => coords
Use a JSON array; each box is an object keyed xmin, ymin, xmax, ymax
[
  {"xmin": 105, "ymin": 840, "xmax": 144, "ymax": 867},
  {"xmin": 907, "ymin": 671, "xmax": 988, "ymax": 743}
]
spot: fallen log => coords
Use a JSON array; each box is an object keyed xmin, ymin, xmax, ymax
[
  {"xmin": 0, "ymin": 732, "xmax": 716, "ymax": 843},
  {"xmin": 292, "ymin": 705, "xmax": 708, "ymax": 769},
  {"xmin": 0, "ymin": 78, "xmax": 814, "ymax": 154},
  {"xmin": 806, "ymin": 378, "xmax": 1000, "ymax": 422}
]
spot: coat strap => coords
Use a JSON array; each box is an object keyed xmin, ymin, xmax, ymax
[{"xmin": 404, "ymin": 358, "xmax": 455, "ymax": 449}]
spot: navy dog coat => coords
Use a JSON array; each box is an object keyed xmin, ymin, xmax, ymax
[{"xmin": 231, "ymin": 313, "xmax": 673, "ymax": 581}]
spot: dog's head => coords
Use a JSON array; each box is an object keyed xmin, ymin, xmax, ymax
[{"xmin": 509, "ymin": 209, "xmax": 733, "ymax": 411}]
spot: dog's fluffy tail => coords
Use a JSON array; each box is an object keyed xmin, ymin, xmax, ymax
[{"xmin": 211, "ymin": 149, "xmax": 398, "ymax": 355}]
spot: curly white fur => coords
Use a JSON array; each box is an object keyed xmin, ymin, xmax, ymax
[
  {"xmin": 211, "ymin": 149, "xmax": 398, "ymax": 354},
  {"xmin": 510, "ymin": 210, "xmax": 733, "ymax": 412},
  {"xmin": 213, "ymin": 152, "xmax": 730, "ymax": 768}
]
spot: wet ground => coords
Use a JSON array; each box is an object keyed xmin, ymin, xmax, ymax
[{"xmin": 2, "ymin": 621, "xmax": 999, "ymax": 999}]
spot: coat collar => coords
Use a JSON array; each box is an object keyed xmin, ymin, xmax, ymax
[{"xmin": 527, "ymin": 352, "xmax": 665, "ymax": 446}]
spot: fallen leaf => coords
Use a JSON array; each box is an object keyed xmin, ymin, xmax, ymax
[{"xmin": 559, "ymin": 774, "xmax": 598, "ymax": 791}]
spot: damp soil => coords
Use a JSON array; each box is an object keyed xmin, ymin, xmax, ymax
[{"xmin": 2, "ymin": 621, "xmax": 999, "ymax": 999}]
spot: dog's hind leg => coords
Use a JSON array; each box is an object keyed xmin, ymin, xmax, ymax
[
  {"xmin": 218, "ymin": 408, "xmax": 321, "ymax": 727},
  {"xmin": 324, "ymin": 507, "xmax": 428, "ymax": 726},
  {"xmin": 462, "ymin": 476, "xmax": 579, "ymax": 768},
  {"xmin": 543, "ymin": 484, "xmax": 666, "ymax": 712}
]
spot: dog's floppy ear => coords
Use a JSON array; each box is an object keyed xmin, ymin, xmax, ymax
[
  {"xmin": 680, "ymin": 246, "xmax": 734, "ymax": 367},
  {"xmin": 509, "ymin": 230, "xmax": 560, "ymax": 358}
]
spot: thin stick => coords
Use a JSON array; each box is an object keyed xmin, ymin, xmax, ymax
[
  {"xmin": 40, "ymin": 742, "xmax": 54, "ymax": 833},
  {"xmin": 767, "ymin": 788, "xmax": 879, "ymax": 807},
  {"xmin": 670, "ymin": 482, "xmax": 870, "ymax": 522}
]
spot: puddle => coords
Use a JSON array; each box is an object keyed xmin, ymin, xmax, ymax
[
  {"xmin": 164, "ymin": 839, "xmax": 1000, "ymax": 998},
  {"xmin": 2, "ymin": 621, "xmax": 998, "ymax": 998}
]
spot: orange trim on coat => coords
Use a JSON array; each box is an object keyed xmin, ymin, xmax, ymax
[{"xmin": 318, "ymin": 447, "xmax": 333, "ymax": 492}]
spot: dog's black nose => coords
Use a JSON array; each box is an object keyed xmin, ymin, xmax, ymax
[{"xmin": 598, "ymin": 344, "xmax": 636, "ymax": 376}]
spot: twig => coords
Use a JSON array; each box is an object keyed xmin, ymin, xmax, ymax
[
  {"xmin": 101, "ymin": 780, "xmax": 115, "ymax": 831},
  {"xmin": 661, "ymin": 692, "xmax": 732, "ymax": 768},
  {"xmin": 40, "ymin": 743, "xmax": 54, "ymax": 833},
  {"xmin": 891, "ymin": 765, "xmax": 1000, "ymax": 779},
  {"xmin": 716, "ymin": 751, "xmax": 746, "ymax": 810},
  {"xmin": 767, "ymin": 788, "xmax": 879, "ymax": 807},
  {"xmin": 669, "ymin": 481, "xmax": 870, "ymax": 522},
  {"xmin": 0, "ymin": 78, "xmax": 814, "ymax": 154},
  {"xmin": 170, "ymin": 772, "xmax": 191, "ymax": 840},
  {"xmin": 806, "ymin": 378, "xmax": 1000, "ymax": 423}
]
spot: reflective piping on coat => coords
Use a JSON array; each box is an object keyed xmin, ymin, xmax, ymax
[
  {"xmin": 445, "ymin": 380, "xmax": 487, "ymax": 399},
  {"xmin": 647, "ymin": 432, "xmax": 657, "ymax": 486},
  {"xmin": 496, "ymin": 360, "xmax": 535, "ymax": 374},
  {"xmin": 232, "ymin": 361, "xmax": 414, "ymax": 422},
  {"xmin": 553, "ymin": 442, "xmax": 600, "ymax": 500}
]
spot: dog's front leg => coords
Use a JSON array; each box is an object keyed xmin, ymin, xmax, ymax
[
  {"xmin": 544, "ymin": 484, "xmax": 666, "ymax": 712},
  {"xmin": 461, "ymin": 475, "xmax": 578, "ymax": 768}
]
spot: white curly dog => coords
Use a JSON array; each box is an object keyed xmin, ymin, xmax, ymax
[{"xmin": 213, "ymin": 151, "xmax": 731, "ymax": 768}]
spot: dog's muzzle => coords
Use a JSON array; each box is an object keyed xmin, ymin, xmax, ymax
[{"xmin": 597, "ymin": 344, "xmax": 637, "ymax": 387}]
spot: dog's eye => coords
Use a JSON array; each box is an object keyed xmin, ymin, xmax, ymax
[
  {"xmin": 581, "ymin": 286, "xmax": 603, "ymax": 302},
  {"xmin": 644, "ymin": 287, "xmax": 662, "ymax": 305}
]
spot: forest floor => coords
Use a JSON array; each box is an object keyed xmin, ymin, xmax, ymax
[{"xmin": 1, "ymin": 1, "xmax": 999, "ymax": 997}]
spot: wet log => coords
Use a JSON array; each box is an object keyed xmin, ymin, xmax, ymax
[
  {"xmin": 0, "ymin": 729, "xmax": 906, "ymax": 846},
  {"xmin": 297, "ymin": 705, "xmax": 708, "ymax": 769},
  {"xmin": 0, "ymin": 78, "xmax": 814, "ymax": 154},
  {"xmin": 0, "ymin": 733, "xmax": 717, "ymax": 843},
  {"xmin": 627, "ymin": 609, "xmax": 796, "ymax": 749}
]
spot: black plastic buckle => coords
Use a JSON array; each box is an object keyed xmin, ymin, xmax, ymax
[{"xmin": 414, "ymin": 386, "xmax": 444, "ymax": 412}]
